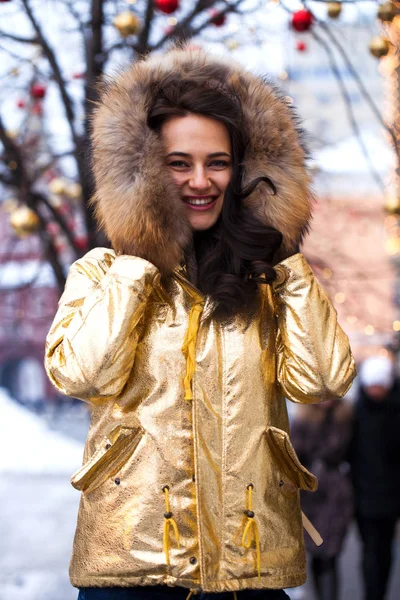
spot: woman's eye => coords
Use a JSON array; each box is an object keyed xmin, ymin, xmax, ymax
[
  {"xmin": 209, "ymin": 160, "xmax": 230, "ymax": 168},
  {"xmin": 168, "ymin": 161, "xmax": 189, "ymax": 168}
]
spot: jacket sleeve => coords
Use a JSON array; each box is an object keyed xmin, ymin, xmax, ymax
[
  {"xmin": 272, "ymin": 253, "xmax": 356, "ymax": 404},
  {"xmin": 44, "ymin": 248, "xmax": 160, "ymax": 403}
]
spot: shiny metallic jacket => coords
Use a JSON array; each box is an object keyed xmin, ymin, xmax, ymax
[
  {"xmin": 44, "ymin": 48, "xmax": 356, "ymax": 593},
  {"xmin": 45, "ymin": 249, "xmax": 355, "ymax": 593}
]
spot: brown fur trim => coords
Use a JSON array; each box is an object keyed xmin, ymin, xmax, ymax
[{"xmin": 91, "ymin": 46, "xmax": 313, "ymax": 273}]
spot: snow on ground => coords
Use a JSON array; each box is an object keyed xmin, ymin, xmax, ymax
[{"xmin": 0, "ymin": 387, "xmax": 83, "ymax": 474}]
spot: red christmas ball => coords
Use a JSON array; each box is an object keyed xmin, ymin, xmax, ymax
[
  {"xmin": 31, "ymin": 83, "xmax": 46, "ymax": 99},
  {"xmin": 75, "ymin": 236, "xmax": 88, "ymax": 251},
  {"xmin": 292, "ymin": 9, "xmax": 313, "ymax": 32},
  {"xmin": 296, "ymin": 40, "xmax": 307, "ymax": 52},
  {"xmin": 211, "ymin": 11, "xmax": 226, "ymax": 27},
  {"xmin": 16, "ymin": 99, "xmax": 26, "ymax": 109},
  {"xmin": 155, "ymin": 0, "xmax": 179, "ymax": 15}
]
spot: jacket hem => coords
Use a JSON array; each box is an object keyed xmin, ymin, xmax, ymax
[{"xmin": 70, "ymin": 571, "xmax": 307, "ymax": 592}]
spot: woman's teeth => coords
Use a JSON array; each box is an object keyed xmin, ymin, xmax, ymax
[{"xmin": 185, "ymin": 197, "xmax": 215, "ymax": 206}]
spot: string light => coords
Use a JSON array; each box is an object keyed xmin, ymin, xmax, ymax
[
  {"xmin": 393, "ymin": 320, "xmax": 400, "ymax": 331},
  {"xmin": 322, "ymin": 268, "xmax": 332, "ymax": 279},
  {"xmin": 365, "ymin": 325, "xmax": 375, "ymax": 336}
]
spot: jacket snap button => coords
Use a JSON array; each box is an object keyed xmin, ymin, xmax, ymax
[
  {"xmin": 105, "ymin": 443, "xmax": 111, "ymax": 449},
  {"xmin": 192, "ymin": 474, "xmax": 196, "ymax": 482},
  {"xmin": 279, "ymin": 480, "xmax": 284, "ymax": 487},
  {"xmin": 115, "ymin": 478, "xmax": 121, "ymax": 485},
  {"xmin": 190, "ymin": 556, "xmax": 197, "ymax": 565}
]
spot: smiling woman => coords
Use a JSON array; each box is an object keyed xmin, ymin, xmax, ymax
[
  {"xmin": 162, "ymin": 114, "xmax": 232, "ymax": 231},
  {"xmin": 44, "ymin": 46, "xmax": 356, "ymax": 600}
]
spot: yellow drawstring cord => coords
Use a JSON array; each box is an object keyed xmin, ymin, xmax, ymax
[
  {"xmin": 241, "ymin": 484, "xmax": 261, "ymax": 581},
  {"xmin": 182, "ymin": 295, "xmax": 204, "ymax": 401},
  {"xmin": 162, "ymin": 486, "xmax": 180, "ymax": 566}
]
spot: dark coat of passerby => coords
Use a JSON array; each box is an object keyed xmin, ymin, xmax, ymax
[
  {"xmin": 291, "ymin": 399, "xmax": 354, "ymax": 600},
  {"xmin": 350, "ymin": 355, "xmax": 400, "ymax": 600}
]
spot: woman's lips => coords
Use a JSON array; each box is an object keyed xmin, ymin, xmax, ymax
[{"xmin": 183, "ymin": 196, "xmax": 218, "ymax": 211}]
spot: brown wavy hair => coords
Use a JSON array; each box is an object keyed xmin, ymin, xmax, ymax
[{"xmin": 147, "ymin": 76, "xmax": 283, "ymax": 318}]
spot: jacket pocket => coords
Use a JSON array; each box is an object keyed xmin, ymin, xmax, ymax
[
  {"xmin": 265, "ymin": 426, "xmax": 318, "ymax": 492},
  {"xmin": 71, "ymin": 425, "xmax": 144, "ymax": 494}
]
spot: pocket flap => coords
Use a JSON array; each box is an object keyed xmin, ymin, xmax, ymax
[
  {"xmin": 265, "ymin": 426, "xmax": 318, "ymax": 492},
  {"xmin": 71, "ymin": 425, "xmax": 143, "ymax": 494}
]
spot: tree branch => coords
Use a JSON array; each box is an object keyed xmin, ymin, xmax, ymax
[
  {"xmin": 0, "ymin": 30, "xmax": 38, "ymax": 44},
  {"xmin": 20, "ymin": 0, "xmax": 79, "ymax": 149}
]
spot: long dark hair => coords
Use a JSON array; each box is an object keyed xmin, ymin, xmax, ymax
[{"xmin": 148, "ymin": 75, "xmax": 282, "ymax": 318}]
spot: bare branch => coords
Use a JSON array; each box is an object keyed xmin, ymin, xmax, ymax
[
  {"xmin": 0, "ymin": 30, "xmax": 38, "ymax": 44},
  {"xmin": 20, "ymin": 0, "xmax": 80, "ymax": 149}
]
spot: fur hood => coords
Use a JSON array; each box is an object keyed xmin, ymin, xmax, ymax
[{"xmin": 91, "ymin": 46, "xmax": 313, "ymax": 274}]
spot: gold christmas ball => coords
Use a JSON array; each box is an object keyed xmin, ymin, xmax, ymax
[
  {"xmin": 49, "ymin": 177, "xmax": 66, "ymax": 195},
  {"xmin": 384, "ymin": 193, "xmax": 400, "ymax": 214},
  {"xmin": 378, "ymin": 2, "xmax": 396, "ymax": 22},
  {"xmin": 65, "ymin": 182, "xmax": 82, "ymax": 200},
  {"xmin": 113, "ymin": 11, "xmax": 140, "ymax": 37},
  {"xmin": 327, "ymin": 2, "xmax": 342, "ymax": 19},
  {"xmin": 10, "ymin": 206, "xmax": 40, "ymax": 237},
  {"xmin": 369, "ymin": 36, "xmax": 390, "ymax": 58}
]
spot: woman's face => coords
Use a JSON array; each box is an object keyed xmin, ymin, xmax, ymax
[{"xmin": 162, "ymin": 114, "xmax": 232, "ymax": 231}]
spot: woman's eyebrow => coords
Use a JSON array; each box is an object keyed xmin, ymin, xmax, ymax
[{"xmin": 167, "ymin": 151, "xmax": 231, "ymax": 158}]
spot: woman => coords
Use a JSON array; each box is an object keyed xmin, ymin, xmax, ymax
[
  {"xmin": 291, "ymin": 399, "xmax": 354, "ymax": 600},
  {"xmin": 44, "ymin": 47, "xmax": 356, "ymax": 599}
]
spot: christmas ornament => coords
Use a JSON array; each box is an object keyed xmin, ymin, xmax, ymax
[
  {"xmin": 378, "ymin": 2, "xmax": 396, "ymax": 22},
  {"xmin": 327, "ymin": 2, "xmax": 342, "ymax": 19},
  {"xmin": 30, "ymin": 83, "xmax": 46, "ymax": 99},
  {"xmin": 211, "ymin": 11, "xmax": 226, "ymax": 27},
  {"xmin": 384, "ymin": 194, "xmax": 400, "ymax": 214},
  {"xmin": 10, "ymin": 206, "xmax": 40, "ymax": 237},
  {"xmin": 296, "ymin": 40, "xmax": 307, "ymax": 52},
  {"xmin": 16, "ymin": 99, "xmax": 25, "ymax": 109},
  {"xmin": 369, "ymin": 36, "xmax": 390, "ymax": 58},
  {"xmin": 65, "ymin": 182, "xmax": 82, "ymax": 200},
  {"xmin": 155, "ymin": 0, "xmax": 179, "ymax": 15},
  {"xmin": 113, "ymin": 11, "xmax": 140, "ymax": 37},
  {"xmin": 49, "ymin": 177, "xmax": 66, "ymax": 195},
  {"xmin": 291, "ymin": 9, "xmax": 313, "ymax": 32},
  {"xmin": 75, "ymin": 236, "xmax": 88, "ymax": 251}
]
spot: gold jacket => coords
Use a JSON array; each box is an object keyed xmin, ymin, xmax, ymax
[{"xmin": 45, "ymin": 248, "xmax": 355, "ymax": 593}]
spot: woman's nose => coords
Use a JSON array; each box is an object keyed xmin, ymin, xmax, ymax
[{"xmin": 189, "ymin": 167, "xmax": 211, "ymax": 190}]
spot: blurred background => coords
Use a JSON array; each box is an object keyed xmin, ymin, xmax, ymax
[{"xmin": 1, "ymin": 1, "xmax": 400, "ymax": 599}]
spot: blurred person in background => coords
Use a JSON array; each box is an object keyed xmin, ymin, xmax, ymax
[
  {"xmin": 291, "ymin": 399, "xmax": 354, "ymax": 600},
  {"xmin": 350, "ymin": 354, "xmax": 400, "ymax": 600}
]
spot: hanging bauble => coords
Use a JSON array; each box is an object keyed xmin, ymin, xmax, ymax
[
  {"xmin": 327, "ymin": 2, "xmax": 342, "ymax": 19},
  {"xmin": 16, "ymin": 99, "xmax": 26, "ymax": 109},
  {"xmin": 72, "ymin": 71, "xmax": 86, "ymax": 79},
  {"xmin": 65, "ymin": 182, "xmax": 82, "ymax": 200},
  {"xmin": 291, "ymin": 9, "xmax": 313, "ymax": 32},
  {"xmin": 378, "ymin": 2, "xmax": 396, "ymax": 22},
  {"xmin": 75, "ymin": 236, "xmax": 89, "ymax": 251},
  {"xmin": 384, "ymin": 193, "xmax": 400, "ymax": 214},
  {"xmin": 369, "ymin": 36, "xmax": 390, "ymax": 58},
  {"xmin": 296, "ymin": 40, "xmax": 307, "ymax": 52},
  {"xmin": 113, "ymin": 11, "xmax": 140, "ymax": 37},
  {"xmin": 211, "ymin": 11, "xmax": 226, "ymax": 27},
  {"xmin": 49, "ymin": 177, "xmax": 66, "ymax": 195},
  {"xmin": 155, "ymin": 0, "xmax": 179, "ymax": 15},
  {"xmin": 30, "ymin": 83, "xmax": 46, "ymax": 99},
  {"xmin": 10, "ymin": 206, "xmax": 40, "ymax": 237}
]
